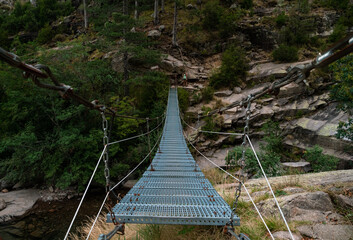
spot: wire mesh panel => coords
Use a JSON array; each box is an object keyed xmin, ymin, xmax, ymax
[{"xmin": 108, "ymin": 88, "xmax": 240, "ymax": 226}]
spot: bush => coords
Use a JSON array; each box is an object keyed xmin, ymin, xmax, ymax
[
  {"xmin": 280, "ymin": 15, "xmax": 315, "ymax": 46},
  {"xmin": 226, "ymin": 146, "xmax": 281, "ymax": 177},
  {"xmin": 272, "ymin": 44, "xmax": 298, "ymax": 62},
  {"xmin": 328, "ymin": 24, "xmax": 347, "ymax": 43},
  {"xmin": 304, "ymin": 145, "xmax": 338, "ymax": 172},
  {"xmin": 275, "ymin": 12, "xmax": 288, "ymax": 28},
  {"xmin": 240, "ymin": 0, "xmax": 253, "ymax": 9},
  {"xmin": 201, "ymin": 116, "xmax": 221, "ymax": 140},
  {"xmin": 177, "ymin": 87, "xmax": 190, "ymax": 113},
  {"xmin": 202, "ymin": 1, "xmax": 225, "ymax": 31},
  {"xmin": 36, "ymin": 24, "xmax": 54, "ymax": 44},
  {"xmin": 210, "ymin": 44, "xmax": 248, "ymax": 89},
  {"xmin": 261, "ymin": 121, "xmax": 283, "ymax": 153},
  {"xmin": 201, "ymin": 86, "xmax": 214, "ymax": 103}
]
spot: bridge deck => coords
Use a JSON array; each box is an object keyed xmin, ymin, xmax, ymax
[{"xmin": 108, "ymin": 88, "xmax": 239, "ymax": 226}]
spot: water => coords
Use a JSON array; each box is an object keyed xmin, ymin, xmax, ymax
[{"xmin": 0, "ymin": 189, "xmax": 113, "ymax": 240}]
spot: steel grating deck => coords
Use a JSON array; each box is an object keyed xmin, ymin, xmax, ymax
[{"xmin": 107, "ymin": 88, "xmax": 240, "ymax": 226}]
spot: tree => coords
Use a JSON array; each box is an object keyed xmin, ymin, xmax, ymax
[
  {"xmin": 83, "ymin": 0, "xmax": 88, "ymax": 29},
  {"xmin": 172, "ymin": 0, "xmax": 178, "ymax": 46},
  {"xmin": 161, "ymin": 0, "xmax": 165, "ymax": 13},
  {"xmin": 134, "ymin": 0, "xmax": 139, "ymax": 19},
  {"xmin": 330, "ymin": 54, "xmax": 353, "ymax": 141},
  {"xmin": 153, "ymin": 0, "xmax": 159, "ymax": 25}
]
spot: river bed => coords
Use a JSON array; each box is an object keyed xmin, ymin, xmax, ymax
[{"xmin": 0, "ymin": 189, "xmax": 121, "ymax": 240}]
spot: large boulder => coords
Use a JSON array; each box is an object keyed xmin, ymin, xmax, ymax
[
  {"xmin": 0, "ymin": 198, "xmax": 6, "ymax": 211},
  {"xmin": 335, "ymin": 194, "xmax": 353, "ymax": 209},
  {"xmin": 298, "ymin": 224, "xmax": 353, "ymax": 240},
  {"xmin": 258, "ymin": 191, "xmax": 343, "ymax": 223},
  {"xmin": 273, "ymin": 231, "xmax": 302, "ymax": 240},
  {"xmin": 0, "ymin": 189, "xmax": 40, "ymax": 223},
  {"xmin": 160, "ymin": 55, "xmax": 184, "ymax": 73}
]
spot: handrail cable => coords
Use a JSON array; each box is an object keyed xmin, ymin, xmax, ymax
[
  {"xmin": 182, "ymin": 130, "xmax": 274, "ymax": 240},
  {"xmin": 85, "ymin": 123, "xmax": 164, "ymax": 240},
  {"xmin": 246, "ymin": 135, "xmax": 294, "ymax": 240},
  {"xmin": 63, "ymin": 115, "xmax": 165, "ymax": 240},
  {"xmin": 63, "ymin": 145, "xmax": 107, "ymax": 240},
  {"xmin": 181, "ymin": 114, "xmax": 294, "ymax": 238}
]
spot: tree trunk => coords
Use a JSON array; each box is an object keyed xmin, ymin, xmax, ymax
[
  {"xmin": 134, "ymin": 0, "xmax": 139, "ymax": 19},
  {"xmin": 161, "ymin": 0, "xmax": 165, "ymax": 13},
  {"xmin": 153, "ymin": 0, "xmax": 159, "ymax": 25},
  {"xmin": 123, "ymin": 51, "xmax": 129, "ymax": 96},
  {"xmin": 172, "ymin": 0, "xmax": 178, "ymax": 46},
  {"xmin": 83, "ymin": 0, "xmax": 88, "ymax": 29},
  {"xmin": 123, "ymin": 0, "xmax": 128, "ymax": 15}
]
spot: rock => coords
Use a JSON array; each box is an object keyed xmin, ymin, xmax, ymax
[
  {"xmin": 158, "ymin": 25, "xmax": 165, "ymax": 32},
  {"xmin": 259, "ymin": 191, "xmax": 336, "ymax": 222},
  {"xmin": 130, "ymin": 27, "xmax": 136, "ymax": 32},
  {"xmin": 123, "ymin": 180, "xmax": 138, "ymax": 189},
  {"xmin": 282, "ymin": 187, "xmax": 305, "ymax": 194},
  {"xmin": 335, "ymin": 194, "xmax": 353, "ymax": 209},
  {"xmin": 12, "ymin": 182, "xmax": 23, "ymax": 190},
  {"xmin": 186, "ymin": 3, "xmax": 196, "ymax": 9},
  {"xmin": 229, "ymin": 3, "xmax": 238, "ymax": 9},
  {"xmin": 150, "ymin": 65, "xmax": 159, "ymax": 70},
  {"xmin": 251, "ymin": 190, "xmax": 269, "ymax": 198},
  {"xmin": 147, "ymin": 29, "xmax": 161, "ymax": 38},
  {"xmin": 49, "ymin": 186, "xmax": 54, "ymax": 193},
  {"xmin": 281, "ymin": 162, "xmax": 311, "ymax": 173},
  {"xmin": 298, "ymin": 224, "xmax": 353, "ymax": 240},
  {"xmin": 214, "ymin": 90, "xmax": 233, "ymax": 97},
  {"xmin": 0, "ymin": 189, "xmax": 40, "ymax": 222},
  {"xmin": 111, "ymin": 54, "xmax": 125, "ymax": 73},
  {"xmin": 0, "ymin": 178, "xmax": 12, "ymax": 190},
  {"xmin": 277, "ymin": 82, "xmax": 305, "ymax": 98},
  {"xmin": 233, "ymin": 87, "xmax": 242, "ymax": 94},
  {"xmin": 2, "ymin": 189, "xmax": 8, "ymax": 193},
  {"xmin": 160, "ymin": 55, "xmax": 184, "ymax": 73},
  {"xmin": 273, "ymin": 231, "xmax": 302, "ymax": 240},
  {"xmin": 0, "ymin": 198, "xmax": 6, "ymax": 211}
]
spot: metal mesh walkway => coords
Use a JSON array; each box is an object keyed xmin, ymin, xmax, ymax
[{"xmin": 107, "ymin": 88, "xmax": 240, "ymax": 226}]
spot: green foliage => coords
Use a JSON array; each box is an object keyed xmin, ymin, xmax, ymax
[
  {"xmin": 261, "ymin": 121, "xmax": 283, "ymax": 153},
  {"xmin": 210, "ymin": 44, "xmax": 248, "ymax": 89},
  {"xmin": 177, "ymin": 87, "xmax": 190, "ymax": 113},
  {"xmin": 280, "ymin": 15, "xmax": 315, "ymax": 46},
  {"xmin": 330, "ymin": 54, "xmax": 353, "ymax": 140},
  {"xmin": 296, "ymin": 0, "xmax": 310, "ymax": 14},
  {"xmin": 201, "ymin": 116, "xmax": 221, "ymax": 140},
  {"xmin": 275, "ymin": 12, "xmax": 289, "ymax": 28},
  {"xmin": 304, "ymin": 145, "xmax": 338, "ymax": 172},
  {"xmin": 316, "ymin": 0, "xmax": 349, "ymax": 10},
  {"xmin": 202, "ymin": 1, "xmax": 225, "ymax": 31},
  {"xmin": 0, "ymin": 0, "xmax": 73, "ymax": 36},
  {"xmin": 329, "ymin": 24, "xmax": 347, "ymax": 43},
  {"xmin": 272, "ymin": 44, "xmax": 298, "ymax": 63},
  {"xmin": 240, "ymin": 0, "xmax": 253, "ymax": 9},
  {"xmin": 225, "ymin": 146, "xmax": 281, "ymax": 177},
  {"xmin": 36, "ymin": 24, "xmax": 54, "ymax": 44},
  {"xmin": 201, "ymin": 86, "xmax": 214, "ymax": 103}
]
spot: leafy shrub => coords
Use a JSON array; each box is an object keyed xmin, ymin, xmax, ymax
[
  {"xmin": 201, "ymin": 116, "xmax": 221, "ymax": 140},
  {"xmin": 261, "ymin": 121, "xmax": 283, "ymax": 153},
  {"xmin": 226, "ymin": 146, "xmax": 281, "ymax": 177},
  {"xmin": 240, "ymin": 0, "xmax": 253, "ymax": 9},
  {"xmin": 317, "ymin": 0, "xmax": 349, "ymax": 10},
  {"xmin": 177, "ymin": 87, "xmax": 190, "ymax": 113},
  {"xmin": 202, "ymin": 1, "xmax": 225, "ymax": 31},
  {"xmin": 210, "ymin": 44, "xmax": 248, "ymax": 89},
  {"xmin": 280, "ymin": 15, "xmax": 315, "ymax": 46},
  {"xmin": 36, "ymin": 24, "xmax": 54, "ymax": 44},
  {"xmin": 304, "ymin": 145, "xmax": 338, "ymax": 172},
  {"xmin": 330, "ymin": 54, "xmax": 353, "ymax": 140},
  {"xmin": 328, "ymin": 24, "xmax": 347, "ymax": 43},
  {"xmin": 296, "ymin": 0, "xmax": 310, "ymax": 14},
  {"xmin": 201, "ymin": 86, "xmax": 214, "ymax": 103},
  {"xmin": 272, "ymin": 44, "xmax": 298, "ymax": 63},
  {"xmin": 275, "ymin": 12, "xmax": 288, "ymax": 28}
]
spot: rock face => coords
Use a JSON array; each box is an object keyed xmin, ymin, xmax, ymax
[
  {"xmin": 0, "ymin": 198, "xmax": 6, "ymax": 211},
  {"xmin": 0, "ymin": 189, "xmax": 40, "ymax": 222},
  {"xmin": 272, "ymin": 231, "xmax": 302, "ymax": 240},
  {"xmin": 258, "ymin": 191, "xmax": 344, "ymax": 223},
  {"xmin": 297, "ymin": 224, "xmax": 353, "ymax": 240},
  {"xmin": 281, "ymin": 162, "xmax": 311, "ymax": 173}
]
